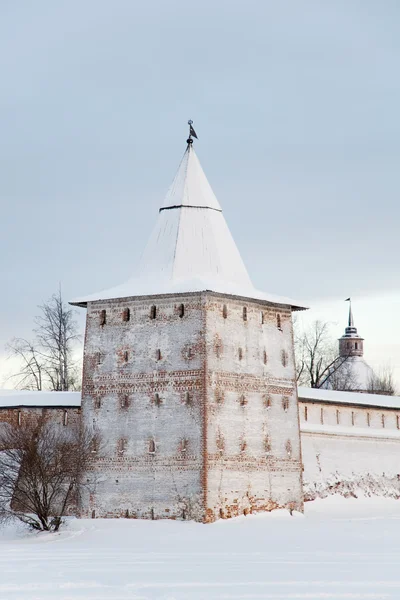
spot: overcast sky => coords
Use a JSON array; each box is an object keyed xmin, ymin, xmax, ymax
[{"xmin": 1, "ymin": 1, "xmax": 399, "ymax": 386}]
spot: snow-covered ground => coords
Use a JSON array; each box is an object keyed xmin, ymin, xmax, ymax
[{"xmin": 1, "ymin": 497, "xmax": 400, "ymax": 599}]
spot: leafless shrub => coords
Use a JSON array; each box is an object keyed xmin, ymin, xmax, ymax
[
  {"xmin": 0, "ymin": 417, "xmax": 98, "ymax": 532},
  {"xmin": 367, "ymin": 366, "xmax": 396, "ymax": 396}
]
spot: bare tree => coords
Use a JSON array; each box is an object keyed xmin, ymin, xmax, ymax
[
  {"xmin": 5, "ymin": 338, "xmax": 43, "ymax": 390},
  {"xmin": 326, "ymin": 359, "xmax": 358, "ymax": 392},
  {"xmin": 367, "ymin": 366, "xmax": 396, "ymax": 396},
  {"xmin": 5, "ymin": 288, "xmax": 81, "ymax": 391},
  {"xmin": 35, "ymin": 288, "xmax": 80, "ymax": 391},
  {"xmin": 0, "ymin": 417, "xmax": 97, "ymax": 532},
  {"xmin": 295, "ymin": 320, "xmax": 352, "ymax": 389}
]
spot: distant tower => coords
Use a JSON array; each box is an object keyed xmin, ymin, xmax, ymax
[
  {"xmin": 323, "ymin": 299, "xmax": 374, "ymax": 392},
  {"xmin": 71, "ymin": 124, "xmax": 306, "ymax": 522},
  {"xmin": 338, "ymin": 299, "xmax": 364, "ymax": 358}
]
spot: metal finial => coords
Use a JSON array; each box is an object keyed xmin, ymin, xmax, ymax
[{"xmin": 187, "ymin": 119, "xmax": 198, "ymax": 145}]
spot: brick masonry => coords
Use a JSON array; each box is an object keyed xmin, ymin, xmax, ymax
[{"xmin": 79, "ymin": 291, "xmax": 303, "ymax": 522}]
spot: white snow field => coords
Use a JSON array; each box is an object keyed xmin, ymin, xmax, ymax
[{"xmin": 1, "ymin": 497, "xmax": 400, "ymax": 600}]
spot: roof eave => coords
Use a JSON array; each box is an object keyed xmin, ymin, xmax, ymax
[{"xmin": 69, "ymin": 289, "xmax": 308, "ymax": 311}]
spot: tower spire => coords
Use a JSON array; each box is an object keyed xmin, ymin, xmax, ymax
[{"xmin": 345, "ymin": 297, "xmax": 354, "ymax": 327}]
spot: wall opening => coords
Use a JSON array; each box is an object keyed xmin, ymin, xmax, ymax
[
  {"xmin": 215, "ymin": 389, "xmax": 224, "ymax": 404},
  {"xmin": 156, "ymin": 349, "xmax": 162, "ymax": 361},
  {"xmin": 63, "ymin": 410, "xmax": 68, "ymax": 426},
  {"xmin": 118, "ymin": 438, "xmax": 127, "ymax": 453},
  {"xmin": 277, "ymin": 314, "xmax": 282, "ymax": 330},
  {"xmin": 222, "ymin": 304, "xmax": 228, "ymax": 319},
  {"xmin": 381, "ymin": 414, "xmax": 385, "ymax": 428},
  {"xmin": 99, "ymin": 309, "xmax": 106, "ymax": 326},
  {"xmin": 243, "ymin": 306, "xmax": 247, "ymax": 321},
  {"xmin": 122, "ymin": 308, "xmax": 130, "ymax": 322},
  {"xmin": 178, "ymin": 303, "xmax": 185, "ymax": 318},
  {"xmin": 240, "ymin": 394, "xmax": 247, "ymax": 407},
  {"xmin": 149, "ymin": 439, "xmax": 156, "ymax": 454},
  {"xmin": 320, "ymin": 407, "xmax": 324, "ymax": 424},
  {"xmin": 304, "ymin": 406, "xmax": 308, "ymax": 421},
  {"xmin": 263, "ymin": 350, "xmax": 267, "ymax": 365},
  {"xmin": 282, "ymin": 397, "xmax": 289, "ymax": 412},
  {"xmin": 351, "ymin": 411, "xmax": 355, "ymax": 426},
  {"xmin": 285, "ymin": 439, "xmax": 292, "ymax": 457},
  {"xmin": 150, "ymin": 305, "xmax": 157, "ymax": 320},
  {"xmin": 17, "ymin": 411, "xmax": 22, "ymax": 426},
  {"xmin": 124, "ymin": 350, "xmax": 129, "ymax": 362},
  {"xmin": 281, "ymin": 350, "xmax": 288, "ymax": 367},
  {"xmin": 336, "ymin": 409, "xmax": 340, "ymax": 425}
]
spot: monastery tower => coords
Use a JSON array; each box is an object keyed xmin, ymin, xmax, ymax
[
  {"xmin": 71, "ymin": 126, "xmax": 306, "ymax": 522},
  {"xmin": 323, "ymin": 300, "xmax": 375, "ymax": 393}
]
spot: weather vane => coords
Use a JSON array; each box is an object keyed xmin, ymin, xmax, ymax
[{"xmin": 187, "ymin": 119, "xmax": 198, "ymax": 145}]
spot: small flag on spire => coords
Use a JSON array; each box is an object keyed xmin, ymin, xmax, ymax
[
  {"xmin": 345, "ymin": 297, "xmax": 351, "ymax": 301},
  {"xmin": 188, "ymin": 119, "xmax": 198, "ymax": 140}
]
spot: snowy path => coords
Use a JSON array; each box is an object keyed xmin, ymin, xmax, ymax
[{"xmin": 1, "ymin": 497, "xmax": 400, "ymax": 599}]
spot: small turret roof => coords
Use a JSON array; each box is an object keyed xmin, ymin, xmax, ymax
[{"xmin": 71, "ymin": 138, "xmax": 306, "ymax": 310}]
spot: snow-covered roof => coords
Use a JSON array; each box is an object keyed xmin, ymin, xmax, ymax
[
  {"xmin": 298, "ymin": 386, "xmax": 400, "ymax": 410},
  {"xmin": 71, "ymin": 143, "xmax": 306, "ymax": 310},
  {"xmin": 321, "ymin": 356, "xmax": 374, "ymax": 392},
  {"xmin": 0, "ymin": 390, "xmax": 82, "ymax": 408}
]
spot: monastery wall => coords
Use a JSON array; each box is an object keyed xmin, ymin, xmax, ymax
[
  {"xmin": 298, "ymin": 394, "xmax": 400, "ymax": 499},
  {"xmin": 204, "ymin": 296, "xmax": 303, "ymax": 520},
  {"xmin": 80, "ymin": 293, "xmax": 206, "ymax": 520},
  {"xmin": 0, "ymin": 407, "xmax": 81, "ymax": 448}
]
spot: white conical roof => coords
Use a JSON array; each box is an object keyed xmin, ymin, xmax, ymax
[{"xmin": 71, "ymin": 142, "xmax": 306, "ymax": 309}]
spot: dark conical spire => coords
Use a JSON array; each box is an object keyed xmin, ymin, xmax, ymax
[{"xmin": 347, "ymin": 298, "xmax": 354, "ymax": 327}]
